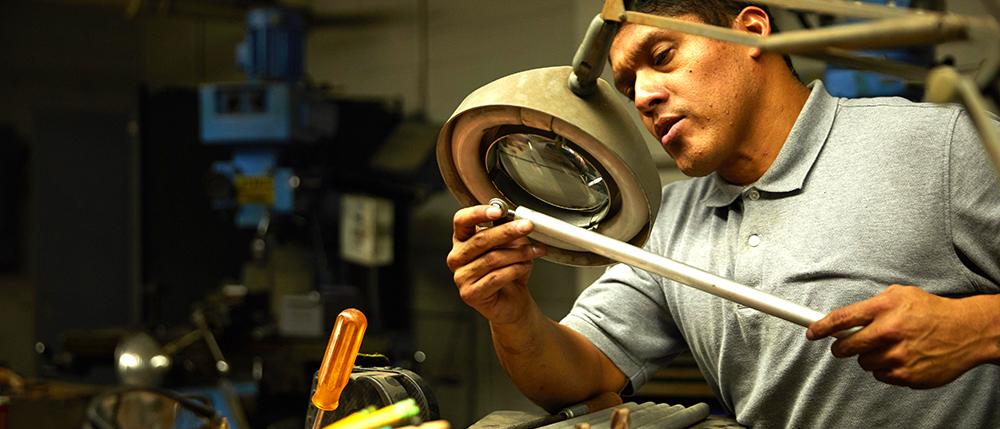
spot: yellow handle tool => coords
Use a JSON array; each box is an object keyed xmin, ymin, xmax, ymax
[{"xmin": 311, "ymin": 308, "xmax": 368, "ymax": 429}]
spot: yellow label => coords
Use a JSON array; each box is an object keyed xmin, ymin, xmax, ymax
[{"xmin": 234, "ymin": 175, "xmax": 275, "ymax": 205}]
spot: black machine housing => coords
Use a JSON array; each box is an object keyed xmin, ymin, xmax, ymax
[{"xmin": 305, "ymin": 366, "xmax": 439, "ymax": 429}]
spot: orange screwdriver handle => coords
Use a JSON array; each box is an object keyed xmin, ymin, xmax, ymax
[{"xmin": 312, "ymin": 308, "xmax": 368, "ymax": 411}]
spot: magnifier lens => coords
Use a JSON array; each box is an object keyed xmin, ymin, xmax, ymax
[{"xmin": 491, "ymin": 133, "xmax": 610, "ymax": 211}]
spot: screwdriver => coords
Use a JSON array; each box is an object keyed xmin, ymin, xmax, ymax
[{"xmin": 311, "ymin": 308, "xmax": 368, "ymax": 429}]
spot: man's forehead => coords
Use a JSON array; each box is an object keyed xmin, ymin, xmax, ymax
[
  {"xmin": 609, "ymin": 18, "xmax": 697, "ymax": 66},
  {"xmin": 609, "ymin": 24, "xmax": 673, "ymax": 81},
  {"xmin": 610, "ymin": 24, "xmax": 661, "ymax": 62}
]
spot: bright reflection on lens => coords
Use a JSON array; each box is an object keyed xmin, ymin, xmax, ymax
[
  {"xmin": 150, "ymin": 355, "xmax": 170, "ymax": 369},
  {"xmin": 119, "ymin": 352, "xmax": 140, "ymax": 369},
  {"xmin": 491, "ymin": 133, "xmax": 609, "ymax": 211}
]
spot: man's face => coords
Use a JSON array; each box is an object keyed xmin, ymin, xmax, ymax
[{"xmin": 610, "ymin": 16, "xmax": 762, "ymax": 177}]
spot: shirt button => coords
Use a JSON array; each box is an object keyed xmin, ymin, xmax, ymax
[
  {"xmin": 748, "ymin": 234, "xmax": 761, "ymax": 247},
  {"xmin": 747, "ymin": 188, "xmax": 760, "ymax": 201}
]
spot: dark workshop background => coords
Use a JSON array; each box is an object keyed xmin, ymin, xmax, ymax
[{"xmin": 0, "ymin": 0, "xmax": 994, "ymax": 428}]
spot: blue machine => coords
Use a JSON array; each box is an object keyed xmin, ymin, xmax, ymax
[
  {"xmin": 822, "ymin": 0, "xmax": 935, "ymax": 99},
  {"xmin": 200, "ymin": 7, "xmax": 335, "ymax": 229}
]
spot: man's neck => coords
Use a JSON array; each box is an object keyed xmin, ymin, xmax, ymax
[{"xmin": 719, "ymin": 74, "xmax": 810, "ymax": 186}]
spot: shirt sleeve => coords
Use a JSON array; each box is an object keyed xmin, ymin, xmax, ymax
[
  {"xmin": 948, "ymin": 109, "xmax": 1000, "ymax": 293},
  {"xmin": 560, "ymin": 260, "xmax": 688, "ymax": 395}
]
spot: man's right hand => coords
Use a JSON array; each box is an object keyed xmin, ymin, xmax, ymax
[
  {"xmin": 446, "ymin": 204, "xmax": 547, "ymax": 325},
  {"xmin": 447, "ymin": 205, "xmax": 625, "ymax": 411}
]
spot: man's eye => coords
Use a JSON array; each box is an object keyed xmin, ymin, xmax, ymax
[
  {"xmin": 619, "ymin": 85, "xmax": 634, "ymax": 100},
  {"xmin": 653, "ymin": 48, "xmax": 673, "ymax": 67}
]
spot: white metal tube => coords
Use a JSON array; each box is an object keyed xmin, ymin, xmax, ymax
[{"xmin": 514, "ymin": 206, "xmax": 827, "ymax": 328}]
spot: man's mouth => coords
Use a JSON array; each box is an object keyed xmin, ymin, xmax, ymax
[{"xmin": 655, "ymin": 116, "xmax": 685, "ymax": 147}]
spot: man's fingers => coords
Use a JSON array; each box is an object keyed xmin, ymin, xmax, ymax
[
  {"xmin": 856, "ymin": 347, "xmax": 901, "ymax": 371},
  {"xmin": 829, "ymin": 321, "xmax": 902, "ymax": 358},
  {"xmin": 453, "ymin": 205, "xmax": 505, "ymax": 242},
  {"xmin": 447, "ymin": 219, "xmax": 535, "ymax": 271},
  {"xmin": 453, "ymin": 244, "xmax": 545, "ymax": 287},
  {"xmin": 872, "ymin": 369, "xmax": 908, "ymax": 387},
  {"xmin": 806, "ymin": 297, "xmax": 887, "ymax": 340},
  {"xmin": 458, "ymin": 262, "xmax": 533, "ymax": 306}
]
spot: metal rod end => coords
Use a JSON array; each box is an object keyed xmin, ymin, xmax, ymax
[
  {"xmin": 924, "ymin": 65, "xmax": 960, "ymax": 103},
  {"xmin": 488, "ymin": 198, "xmax": 511, "ymax": 217}
]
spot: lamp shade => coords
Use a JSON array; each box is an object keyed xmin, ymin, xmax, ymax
[{"xmin": 437, "ymin": 66, "xmax": 661, "ymax": 266}]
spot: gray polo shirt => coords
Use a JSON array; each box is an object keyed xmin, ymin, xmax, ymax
[{"xmin": 562, "ymin": 81, "xmax": 1000, "ymax": 428}]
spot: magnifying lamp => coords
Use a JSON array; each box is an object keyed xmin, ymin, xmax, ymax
[
  {"xmin": 437, "ymin": 0, "xmax": 999, "ymax": 332},
  {"xmin": 436, "ymin": 64, "xmax": 661, "ymax": 266}
]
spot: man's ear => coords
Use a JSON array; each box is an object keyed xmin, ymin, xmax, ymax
[{"xmin": 733, "ymin": 6, "xmax": 771, "ymax": 59}]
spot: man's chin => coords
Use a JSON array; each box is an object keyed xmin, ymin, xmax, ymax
[
  {"xmin": 673, "ymin": 158, "xmax": 714, "ymax": 178},
  {"xmin": 665, "ymin": 143, "xmax": 711, "ymax": 177}
]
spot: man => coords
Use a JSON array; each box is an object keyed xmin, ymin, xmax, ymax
[{"xmin": 446, "ymin": 1, "xmax": 1000, "ymax": 427}]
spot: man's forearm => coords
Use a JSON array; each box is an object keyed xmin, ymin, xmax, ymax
[
  {"xmin": 489, "ymin": 304, "xmax": 625, "ymax": 412},
  {"xmin": 966, "ymin": 294, "xmax": 1000, "ymax": 365}
]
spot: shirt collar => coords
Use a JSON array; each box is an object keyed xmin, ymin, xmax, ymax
[{"xmin": 702, "ymin": 80, "xmax": 839, "ymax": 208}]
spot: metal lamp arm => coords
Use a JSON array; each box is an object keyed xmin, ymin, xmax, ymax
[
  {"xmin": 603, "ymin": 8, "xmax": 973, "ymax": 53},
  {"xmin": 570, "ymin": 14, "xmax": 619, "ymax": 97}
]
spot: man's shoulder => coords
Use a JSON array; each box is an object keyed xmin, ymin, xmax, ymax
[
  {"xmin": 835, "ymin": 95, "xmax": 965, "ymax": 120},
  {"xmin": 827, "ymin": 95, "xmax": 968, "ymax": 149}
]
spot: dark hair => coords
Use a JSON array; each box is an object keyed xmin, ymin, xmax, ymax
[
  {"xmin": 628, "ymin": 0, "xmax": 798, "ymax": 76},
  {"xmin": 630, "ymin": 0, "xmax": 751, "ymax": 26}
]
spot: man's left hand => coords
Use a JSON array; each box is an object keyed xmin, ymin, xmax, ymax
[{"xmin": 807, "ymin": 284, "xmax": 1000, "ymax": 388}]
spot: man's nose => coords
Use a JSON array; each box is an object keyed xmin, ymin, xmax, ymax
[{"xmin": 633, "ymin": 73, "xmax": 667, "ymax": 116}]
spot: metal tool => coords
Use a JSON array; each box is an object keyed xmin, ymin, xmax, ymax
[
  {"xmin": 539, "ymin": 402, "xmax": 710, "ymax": 429},
  {"xmin": 507, "ymin": 392, "xmax": 622, "ymax": 429}
]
